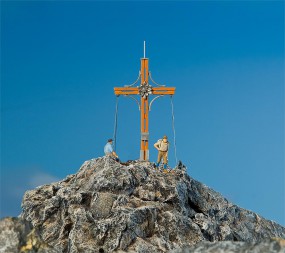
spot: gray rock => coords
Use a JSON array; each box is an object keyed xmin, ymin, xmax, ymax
[
  {"xmin": 1, "ymin": 157, "xmax": 285, "ymax": 252},
  {"xmin": 0, "ymin": 217, "xmax": 56, "ymax": 253},
  {"xmin": 0, "ymin": 217, "xmax": 30, "ymax": 253},
  {"xmin": 169, "ymin": 238, "xmax": 285, "ymax": 253}
]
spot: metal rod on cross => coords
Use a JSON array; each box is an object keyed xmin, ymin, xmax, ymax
[{"xmin": 114, "ymin": 43, "xmax": 176, "ymax": 161}]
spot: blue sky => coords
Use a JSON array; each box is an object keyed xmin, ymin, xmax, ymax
[{"xmin": 1, "ymin": 1, "xmax": 284, "ymax": 226}]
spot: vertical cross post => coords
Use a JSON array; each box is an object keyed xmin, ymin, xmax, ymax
[{"xmin": 140, "ymin": 57, "xmax": 149, "ymax": 160}]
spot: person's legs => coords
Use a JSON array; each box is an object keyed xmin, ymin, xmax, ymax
[
  {"xmin": 162, "ymin": 152, "xmax": 168, "ymax": 169},
  {"xmin": 156, "ymin": 151, "xmax": 163, "ymax": 167}
]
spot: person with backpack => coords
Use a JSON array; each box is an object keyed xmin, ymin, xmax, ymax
[{"xmin": 154, "ymin": 135, "xmax": 169, "ymax": 169}]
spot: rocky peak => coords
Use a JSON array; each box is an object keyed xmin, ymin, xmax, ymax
[{"xmin": 1, "ymin": 157, "xmax": 285, "ymax": 252}]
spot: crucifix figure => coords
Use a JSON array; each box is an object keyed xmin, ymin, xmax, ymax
[{"xmin": 114, "ymin": 42, "xmax": 176, "ymax": 161}]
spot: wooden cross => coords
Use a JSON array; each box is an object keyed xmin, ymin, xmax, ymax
[{"xmin": 114, "ymin": 46, "xmax": 175, "ymax": 161}]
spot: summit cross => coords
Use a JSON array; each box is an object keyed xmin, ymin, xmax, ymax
[{"xmin": 114, "ymin": 43, "xmax": 176, "ymax": 161}]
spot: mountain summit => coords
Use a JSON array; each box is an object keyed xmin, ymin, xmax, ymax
[{"xmin": 1, "ymin": 157, "xmax": 285, "ymax": 253}]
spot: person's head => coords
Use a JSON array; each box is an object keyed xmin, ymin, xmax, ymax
[
  {"xmin": 162, "ymin": 135, "xmax": 168, "ymax": 142},
  {"xmin": 108, "ymin": 139, "xmax": 113, "ymax": 143}
]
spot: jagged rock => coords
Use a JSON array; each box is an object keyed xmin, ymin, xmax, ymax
[
  {"xmin": 170, "ymin": 238, "xmax": 285, "ymax": 253},
  {"xmin": 0, "ymin": 217, "xmax": 30, "ymax": 253},
  {"xmin": 1, "ymin": 157, "xmax": 285, "ymax": 252},
  {"xmin": 0, "ymin": 217, "xmax": 55, "ymax": 253}
]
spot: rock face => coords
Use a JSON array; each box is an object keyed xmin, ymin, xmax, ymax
[
  {"xmin": 0, "ymin": 217, "xmax": 55, "ymax": 253},
  {"xmin": 1, "ymin": 157, "xmax": 285, "ymax": 252},
  {"xmin": 170, "ymin": 238, "xmax": 285, "ymax": 253},
  {"xmin": 0, "ymin": 217, "xmax": 31, "ymax": 252}
]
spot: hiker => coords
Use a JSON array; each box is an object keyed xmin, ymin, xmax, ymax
[
  {"xmin": 104, "ymin": 139, "xmax": 119, "ymax": 161},
  {"xmin": 154, "ymin": 135, "xmax": 169, "ymax": 169}
]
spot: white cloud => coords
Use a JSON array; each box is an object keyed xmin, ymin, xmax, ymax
[
  {"xmin": 6, "ymin": 171, "xmax": 60, "ymax": 199},
  {"xmin": 1, "ymin": 167, "xmax": 60, "ymax": 218},
  {"xmin": 29, "ymin": 172, "xmax": 60, "ymax": 188}
]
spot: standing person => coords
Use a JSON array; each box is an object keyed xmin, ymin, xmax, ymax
[
  {"xmin": 154, "ymin": 135, "xmax": 169, "ymax": 169},
  {"xmin": 104, "ymin": 139, "xmax": 119, "ymax": 161}
]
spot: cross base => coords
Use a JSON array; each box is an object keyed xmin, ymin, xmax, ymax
[{"xmin": 140, "ymin": 150, "xmax": 149, "ymax": 161}]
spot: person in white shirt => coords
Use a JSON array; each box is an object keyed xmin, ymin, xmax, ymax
[{"xmin": 154, "ymin": 135, "xmax": 169, "ymax": 169}]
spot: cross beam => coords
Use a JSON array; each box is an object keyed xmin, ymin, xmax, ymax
[{"xmin": 114, "ymin": 57, "xmax": 175, "ymax": 161}]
